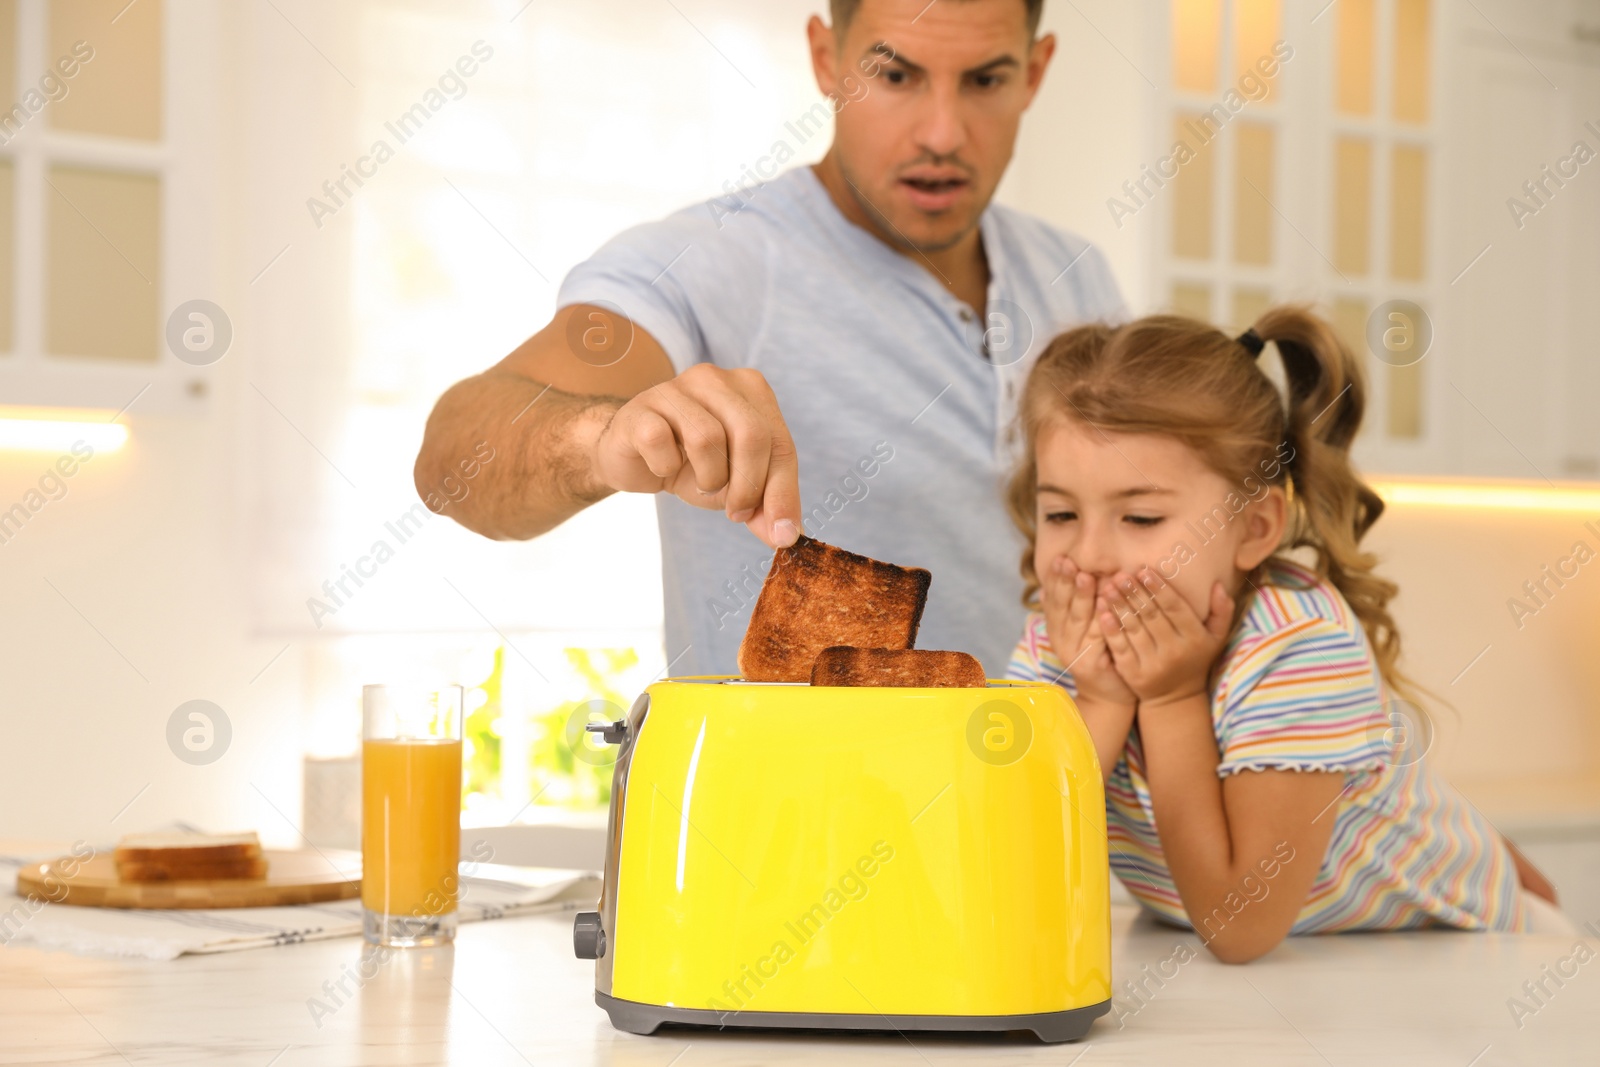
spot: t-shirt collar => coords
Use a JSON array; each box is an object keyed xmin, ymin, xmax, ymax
[{"xmin": 793, "ymin": 163, "xmax": 1002, "ymax": 313}]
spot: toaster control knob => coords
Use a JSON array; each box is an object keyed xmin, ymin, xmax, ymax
[
  {"xmin": 584, "ymin": 719, "xmax": 628, "ymax": 745},
  {"xmin": 573, "ymin": 911, "xmax": 606, "ymax": 959}
]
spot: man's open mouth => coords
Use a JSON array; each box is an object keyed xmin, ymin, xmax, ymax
[
  {"xmin": 898, "ymin": 174, "xmax": 971, "ymax": 211},
  {"xmin": 901, "ymin": 176, "xmax": 968, "ymax": 194}
]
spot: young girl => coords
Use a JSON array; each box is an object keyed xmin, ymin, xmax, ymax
[{"xmin": 1003, "ymin": 306, "xmax": 1566, "ymax": 963}]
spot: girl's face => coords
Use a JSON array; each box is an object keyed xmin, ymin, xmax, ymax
[{"xmin": 1031, "ymin": 419, "xmax": 1286, "ymax": 617}]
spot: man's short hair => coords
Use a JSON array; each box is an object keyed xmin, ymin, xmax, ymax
[{"xmin": 829, "ymin": 0, "xmax": 1045, "ymax": 37}]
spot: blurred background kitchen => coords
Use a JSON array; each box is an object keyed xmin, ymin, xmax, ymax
[{"xmin": 0, "ymin": 0, "xmax": 1596, "ymax": 915}]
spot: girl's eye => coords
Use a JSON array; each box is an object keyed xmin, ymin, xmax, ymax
[
  {"xmin": 1043, "ymin": 510, "xmax": 1077, "ymax": 524},
  {"xmin": 1124, "ymin": 515, "xmax": 1163, "ymax": 527}
]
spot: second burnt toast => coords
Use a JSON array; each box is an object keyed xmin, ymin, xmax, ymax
[{"xmin": 810, "ymin": 646, "xmax": 986, "ymax": 688}]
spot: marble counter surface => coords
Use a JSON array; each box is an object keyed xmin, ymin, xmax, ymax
[{"xmin": 4, "ymin": 884, "xmax": 1597, "ymax": 1066}]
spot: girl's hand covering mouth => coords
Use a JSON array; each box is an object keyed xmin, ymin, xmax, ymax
[
  {"xmin": 1096, "ymin": 567, "xmax": 1235, "ymax": 709},
  {"xmin": 1039, "ymin": 555, "xmax": 1137, "ymax": 708}
]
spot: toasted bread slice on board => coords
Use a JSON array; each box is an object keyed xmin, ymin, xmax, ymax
[
  {"xmin": 116, "ymin": 857, "xmax": 270, "ymax": 882},
  {"xmin": 810, "ymin": 646, "xmax": 987, "ymax": 688},
  {"xmin": 114, "ymin": 831, "xmax": 265, "ymax": 883},
  {"xmin": 738, "ymin": 536, "xmax": 932, "ymax": 682}
]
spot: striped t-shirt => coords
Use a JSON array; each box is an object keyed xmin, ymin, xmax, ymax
[{"xmin": 1006, "ymin": 557, "xmax": 1528, "ymax": 934}]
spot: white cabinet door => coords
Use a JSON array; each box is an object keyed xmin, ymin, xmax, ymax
[{"xmin": 1441, "ymin": 7, "xmax": 1600, "ymax": 478}]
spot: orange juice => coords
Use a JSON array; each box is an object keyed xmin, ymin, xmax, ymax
[{"xmin": 361, "ymin": 738, "xmax": 463, "ymax": 917}]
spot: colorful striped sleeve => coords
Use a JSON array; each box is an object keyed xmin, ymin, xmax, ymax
[
  {"xmin": 1214, "ymin": 616, "xmax": 1393, "ymax": 779},
  {"xmin": 1003, "ymin": 612, "xmax": 1078, "ymax": 698}
]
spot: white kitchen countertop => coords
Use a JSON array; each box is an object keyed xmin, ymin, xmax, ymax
[{"xmin": 4, "ymin": 876, "xmax": 1597, "ymax": 1066}]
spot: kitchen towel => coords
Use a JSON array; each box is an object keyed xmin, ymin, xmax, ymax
[{"xmin": 0, "ymin": 850, "xmax": 601, "ymax": 961}]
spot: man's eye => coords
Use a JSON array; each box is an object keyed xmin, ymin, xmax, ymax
[
  {"xmin": 1044, "ymin": 510, "xmax": 1077, "ymax": 524},
  {"xmin": 1124, "ymin": 515, "xmax": 1163, "ymax": 527},
  {"xmin": 884, "ymin": 68, "xmax": 907, "ymax": 84},
  {"xmin": 971, "ymin": 73, "xmax": 1003, "ymax": 89}
]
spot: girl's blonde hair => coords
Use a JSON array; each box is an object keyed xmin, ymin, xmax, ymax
[{"xmin": 1005, "ymin": 305, "xmax": 1412, "ymax": 699}]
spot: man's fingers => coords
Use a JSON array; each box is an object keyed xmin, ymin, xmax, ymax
[
  {"xmin": 678, "ymin": 370, "xmax": 775, "ymax": 521},
  {"xmin": 618, "ymin": 407, "xmax": 683, "ymax": 487},
  {"xmin": 738, "ymin": 374, "xmax": 802, "ymax": 549},
  {"xmin": 665, "ymin": 397, "xmax": 731, "ymax": 496},
  {"xmin": 600, "ymin": 366, "xmax": 802, "ymax": 543},
  {"xmin": 748, "ymin": 430, "xmax": 801, "ymax": 548},
  {"xmin": 629, "ymin": 383, "xmax": 731, "ymax": 498}
]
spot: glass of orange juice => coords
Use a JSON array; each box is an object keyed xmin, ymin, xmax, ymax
[{"xmin": 362, "ymin": 684, "xmax": 464, "ymax": 948}]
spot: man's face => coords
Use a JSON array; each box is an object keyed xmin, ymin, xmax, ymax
[{"xmin": 813, "ymin": 0, "xmax": 1054, "ymax": 253}]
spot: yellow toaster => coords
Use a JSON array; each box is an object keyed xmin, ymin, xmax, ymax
[{"xmin": 572, "ymin": 676, "xmax": 1111, "ymax": 1043}]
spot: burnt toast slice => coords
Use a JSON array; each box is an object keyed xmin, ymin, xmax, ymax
[
  {"xmin": 810, "ymin": 646, "xmax": 987, "ymax": 688},
  {"xmin": 738, "ymin": 535, "xmax": 932, "ymax": 682}
]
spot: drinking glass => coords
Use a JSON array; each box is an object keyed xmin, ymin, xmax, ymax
[{"xmin": 362, "ymin": 684, "xmax": 464, "ymax": 947}]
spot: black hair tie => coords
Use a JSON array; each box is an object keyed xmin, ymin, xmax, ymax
[{"xmin": 1236, "ymin": 327, "xmax": 1266, "ymax": 357}]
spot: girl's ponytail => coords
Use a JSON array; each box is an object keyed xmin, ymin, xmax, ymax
[{"xmin": 1251, "ymin": 306, "xmax": 1408, "ymax": 699}]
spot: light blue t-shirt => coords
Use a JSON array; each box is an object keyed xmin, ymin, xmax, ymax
[{"xmin": 558, "ymin": 165, "xmax": 1126, "ymax": 676}]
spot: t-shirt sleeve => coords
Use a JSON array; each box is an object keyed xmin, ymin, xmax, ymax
[
  {"xmin": 556, "ymin": 205, "xmax": 768, "ymax": 376},
  {"xmin": 1003, "ymin": 612, "xmax": 1078, "ymax": 699},
  {"xmin": 1214, "ymin": 617, "xmax": 1392, "ymax": 779}
]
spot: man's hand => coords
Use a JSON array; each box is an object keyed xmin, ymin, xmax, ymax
[
  {"xmin": 1098, "ymin": 568, "xmax": 1234, "ymax": 709},
  {"xmin": 591, "ymin": 362, "xmax": 802, "ymax": 549},
  {"xmin": 1040, "ymin": 555, "xmax": 1137, "ymax": 708}
]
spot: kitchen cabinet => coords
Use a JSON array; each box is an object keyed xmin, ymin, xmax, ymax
[{"xmin": 1440, "ymin": 2, "xmax": 1600, "ymax": 479}]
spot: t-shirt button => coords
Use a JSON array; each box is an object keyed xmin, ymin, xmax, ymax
[{"xmin": 958, "ymin": 308, "xmax": 974, "ymax": 323}]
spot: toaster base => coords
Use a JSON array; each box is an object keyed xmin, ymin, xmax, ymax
[{"xmin": 596, "ymin": 991, "xmax": 1110, "ymax": 1044}]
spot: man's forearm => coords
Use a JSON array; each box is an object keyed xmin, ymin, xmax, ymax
[{"xmin": 414, "ymin": 370, "xmax": 625, "ymax": 540}]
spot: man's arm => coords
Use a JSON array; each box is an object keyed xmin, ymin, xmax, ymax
[{"xmin": 414, "ymin": 303, "xmax": 802, "ymax": 547}]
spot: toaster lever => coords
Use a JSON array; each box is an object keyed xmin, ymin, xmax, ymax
[
  {"xmin": 573, "ymin": 911, "xmax": 606, "ymax": 959},
  {"xmin": 585, "ymin": 719, "xmax": 628, "ymax": 745}
]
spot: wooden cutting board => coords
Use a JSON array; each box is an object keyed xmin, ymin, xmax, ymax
[{"xmin": 16, "ymin": 849, "xmax": 362, "ymax": 909}]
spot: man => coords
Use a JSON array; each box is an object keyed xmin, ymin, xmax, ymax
[{"xmin": 414, "ymin": 0, "xmax": 1125, "ymax": 675}]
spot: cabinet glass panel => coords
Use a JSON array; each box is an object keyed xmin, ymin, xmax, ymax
[
  {"xmin": 1392, "ymin": 0, "xmax": 1431, "ymax": 124},
  {"xmin": 0, "ymin": 1, "xmax": 15, "ymax": 117},
  {"xmin": 1173, "ymin": 114, "xmax": 1216, "ymax": 260},
  {"xmin": 1172, "ymin": 282, "xmax": 1212, "ymax": 322},
  {"xmin": 1233, "ymin": 122, "xmax": 1275, "ymax": 265},
  {"xmin": 0, "ymin": 161, "xmax": 11, "ymax": 353},
  {"xmin": 48, "ymin": 0, "xmax": 163, "ymax": 141},
  {"xmin": 46, "ymin": 165, "xmax": 160, "ymax": 362},
  {"xmin": 1389, "ymin": 143, "xmax": 1427, "ymax": 280},
  {"xmin": 1333, "ymin": 137, "xmax": 1373, "ymax": 275},
  {"xmin": 1173, "ymin": 0, "xmax": 1222, "ymax": 93},
  {"xmin": 1233, "ymin": 0, "xmax": 1281, "ymax": 102},
  {"xmin": 1231, "ymin": 287, "xmax": 1273, "ymax": 334},
  {"xmin": 1336, "ymin": 0, "xmax": 1375, "ymax": 116},
  {"xmin": 1389, "ymin": 361, "xmax": 1423, "ymax": 439}
]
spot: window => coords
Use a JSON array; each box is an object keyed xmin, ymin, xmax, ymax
[{"xmin": 281, "ymin": 1, "xmax": 828, "ymax": 823}]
